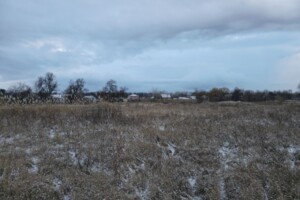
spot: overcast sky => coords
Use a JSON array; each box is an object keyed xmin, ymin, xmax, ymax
[{"xmin": 1, "ymin": 0, "xmax": 300, "ymax": 92}]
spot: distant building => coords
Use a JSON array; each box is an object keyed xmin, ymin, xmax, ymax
[
  {"xmin": 83, "ymin": 95, "xmax": 97, "ymax": 103},
  {"xmin": 190, "ymin": 96, "xmax": 196, "ymax": 100},
  {"xmin": 161, "ymin": 93, "xmax": 171, "ymax": 99},
  {"xmin": 51, "ymin": 94, "xmax": 63, "ymax": 99},
  {"xmin": 128, "ymin": 94, "xmax": 140, "ymax": 101},
  {"xmin": 50, "ymin": 94, "xmax": 64, "ymax": 103},
  {"xmin": 178, "ymin": 97, "xmax": 190, "ymax": 100}
]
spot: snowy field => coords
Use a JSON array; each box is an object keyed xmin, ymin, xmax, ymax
[{"xmin": 0, "ymin": 102, "xmax": 299, "ymax": 199}]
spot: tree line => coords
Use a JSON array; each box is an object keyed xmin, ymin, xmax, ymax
[
  {"xmin": 193, "ymin": 87, "xmax": 300, "ymax": 103},
  {"xmin": 0, "ymin": 72, "xmax": 128, "ymax": 102},
  {"xmin": 0, "ymin": 72, "xmax": 300, "ymax": 103}
]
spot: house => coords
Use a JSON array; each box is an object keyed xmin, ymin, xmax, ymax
[
  {"xmin": 161, "ymin": 93, "xmax": 171, "ymax": 99},
  {"xmin": 51, "ymin": 94, "xmax": 63, "ymax": 99},
  {"xmin": 128, "ymin": 94, "xmax": 140, "ymax": 102},
  {"xmin": 178, "ymin": 97, "xmax": 190, "ymax": 100},
  {"xmin": 83, "ymin": 95, "xmax": 97, "ymax": 103},
  {"xmin": 51, "ymin": 94, "xmax": 64, "ymax": 103},
  {"xmin": 190, "ymin": 96, "xmax": 196, "ymax": 100}
]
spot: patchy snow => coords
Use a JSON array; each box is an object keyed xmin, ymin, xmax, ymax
[
  {"xmin": 126, "ymin": 161, "xmax": 145, "ymax": 175},
  {"xmin": 158, "ymin": 125, "xmax": 165, "ymax": 131},
  {"xmin": 11, "ymin": 169, "xmax": 19, "ymax": 179},
  {"xmin": 63, "ymin": 194, "xmax": 72, "ymax": 200},
  {"xmin": 167, "ymin": 143, "xmax": 176, "ymax": 156},
  {"xmin": 49, "ymin": 128, "xmax": 56, "ymax": 138},
  {"xmin": 140, "ymin": 162, "xmax": 145, "ymax": 170},
  {"xmin": 0, "ymin": 136, "xmax": 14, "ymax": 144},
  {"xmin": 29, "ymin": 157, "xmax": 39, "ymax": 173},
  {"xmin": 187, "ymin": 177, "xmax": 203, "ymax": 200},
  {"xmin": 263, "ymin": 184, "xmax": 270, "ymax": 200},
  {"xmin": 79, "ymin": 154, "xmax": 88, "ymax": 167},
  {"xmin": 68, "ymin": 150, "xmax": 78, "ymax": 165},
  {"xmin": 287, "ymin": 145, "xmax": 300, "ymax": 169},
  {"xmin": 219, "ymin": 177, "xmax": 226, "ymax": 200},
  {"xmin": 91, "ymin": 163, "xmax": 102, "ymax": 173},
  {"xmin": 25, "ymin": 148, "xmax": 32, "ymax": 155},
  {"xmin": 54, "ymin": 144, "xmax": 64, "ymax": 149},
  {"xmin": 135, "ymin": 184, "xmax": 149, "ymax": 200},
  {"xmin": 68, "ymin": 150, "xmax": 88, "ymax": 168},
  {"xmin": 218, "ymin": 144, "xmax": 238, "ymax": 200},
  {"xmin": 188, "ymin": 177, "xmax": 196, "ymax": 188},
  {"xmin": 53, "ymin": 177, "xmax": 62, "ymax": 190},
  {"xmin": 218, "ymin": 145, "xmax": 238, "ymax": 170}
]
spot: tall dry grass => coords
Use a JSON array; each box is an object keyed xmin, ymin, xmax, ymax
[{"xmin": 0, "ymin": 102, "xmax": 299, "ymax": 199}]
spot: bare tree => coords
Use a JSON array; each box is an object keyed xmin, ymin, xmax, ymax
[
  {"xmin": 7, "ymin": 82, "xmax": 32, "ymax": 100},
  {"xmin": 298, "ymin": 83, "xmax": 300, "ymax": 91},
  {"xmin": 35, "ymin": 72, "xmax": 57, "ymax": 99},
  {"xmin": 103, "ymin": 79, "xmax": 118, "ymax": 93},
  {"xmin": 64, "ymin": 78, "xmax": 87, "ymax": 102},
  {"xmin": 119, "ymin": 86, "xmax": 128, "ymax": 98},
  {"xmin": 102, "ymin": 79, "xmax": 118, "ymax": 101},
  {"xmin": 0, "ymin": 89, "xmax": 5, "ymax": 97},
  {"xmin": 232, "ymin": 88, "xmax": 243, "ymax": 101}
]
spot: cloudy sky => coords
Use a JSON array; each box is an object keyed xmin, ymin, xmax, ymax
[{"xmin": 1, "ymin": 0, "xmax": 300, "ymax": 92}]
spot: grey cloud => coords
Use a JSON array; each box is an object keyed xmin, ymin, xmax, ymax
[
  {"xmin": 1, "ymin": 0, "xmax": 300, "ymax": 42},
  {"xmin": 1, "ymin": 0, "xmax": 300, "ymax": 91}
]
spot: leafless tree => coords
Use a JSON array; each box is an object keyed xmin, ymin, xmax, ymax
[
  {"xmin": 7, "ymin": 82, "xmax": 32, "ymax": 100},
  {"xmin": 65, "ymin": 78, "xmax": 87, "ymax": 102},
  {"xmin": 35, "ymin": 72, "xmax": 57, "ymax": 99},
  {"xmin": 103, "ymin": 79, "xmax": 118, "ymax": 93}
]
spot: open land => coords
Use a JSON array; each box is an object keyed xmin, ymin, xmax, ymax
[{"xmin": 0, "ymin": 102, "xmax": 300, "ymax": 199}]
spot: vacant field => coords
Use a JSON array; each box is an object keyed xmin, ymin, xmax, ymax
[{"xmin": 0, "ymin": 102, "xmax": 299, "ymax": 200}]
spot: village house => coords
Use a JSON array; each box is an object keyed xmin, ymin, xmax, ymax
[{"xmin": 127, "ymin": 94, "xmax": 140, "ymax": 102}]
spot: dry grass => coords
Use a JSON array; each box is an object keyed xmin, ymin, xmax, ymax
[{"xmin": 0, "ymin": 102, "xmax": 300, "ymax": 199}]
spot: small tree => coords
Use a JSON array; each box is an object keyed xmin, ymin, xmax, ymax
[
  {"xmin": 118, "ymin": 86, "xmax": 128, "ymax": 98},
  {"xmin": 208, "ymin": 88, "xmax": 229, "ymax": 102},
  {"xmin": 298, "ymin": 83, "xmax": 300, "ymax": 91},
  {"xmin": 35, "ymin": 72, "xmax": 57, "ymax": 99},
  {"xmin": 64, "ymin": 78, "xmax": 87, "ymax": 102},
  {"xmin": 0, "ymin": 89, "xmax": 5, "ymax": 97},
  {"xmin": 232, "ymin": 88, "xmax": 243, "ymax": 101},
  {"xmin": 194, "ymin": 90, "xmax": 208, "ymax": 103},
  {"xmin": 102, "ymin": 79, "xmax": 118, "ymax": 101},
  {"xmin": 151, "ymin": 89, "xmax": 163, "ymax": 100},
  {"xmin": 103, "ymin": 79, "xmax": 118, "ymax": 93},
  {"xmin": 7, "ymin": 82, "xmax": 32, "ymax": 100}
]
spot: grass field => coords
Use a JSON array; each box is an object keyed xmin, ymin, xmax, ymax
[{"xmin": 0, "ymin": 102, "xmax": 299, "ymax": 199}]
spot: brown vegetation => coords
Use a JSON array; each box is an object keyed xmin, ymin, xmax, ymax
[{"xmin": 0, "ymin": 102, "xmax": 299, "ymax": 199}]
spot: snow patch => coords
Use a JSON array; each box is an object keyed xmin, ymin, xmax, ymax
[
  {"xmin": 219, "ymin": 177, "xmax": 226, "ymax": 200},
  {"xmin": 68, "ymin": 150, "xmax": 88, "ymax": 168},
  {"xmin": 0, "ymin": 136, "xmax": 14, "ymax": 144},
  {"xmin": 167, "ymin": 143, "xmax": 176, "ymax": 156},
  {"xmin": 91, "ymin": 163, "xmax": 102, "ymax": 173},
  {"xmin": 11, "ymin": 169, "xmax": 19, "ymax": 179},
  {"xmin": 287, "ymin": 145, "xmax": 300, "ymax": 169},
  {"xmin": 218, "ymin": 145, "xmax": 238, "ymax": 170},
  {"xmin": 63, "ymin": 194, "xmax": 72, "ymax": 200},
  {"xmin": 68, "ymin": 150, "xmax": 77, "ymax": 165},
  {"xmin": 135, "ymin": 184, "xmax": 149, "ymax": 200},
  {"xmin": 49, "ymin": 128, "xmax": 56, "ymax": 138},
  {"xmin": 287, "ymin": 145, "xmax": 300, "ymax": 154},
  {"xmin": 263, "ymin": 183, "xmax": 270, "ymax": 200},
  {"xmin": 25, "ymin": 148, "xmax": 31, "ymax": 155},
  {"xmin": 158, "ymin": 125, "xmax": 165, "ymax": 131},
  {"xmin": 29, "ymin": 157, "xmax": 39, "ymax": 173},
  {"xmin": 53, "ymin": 177, "xmax": 62, "ymax": 190},
  {"xmin": 188, "ymin": 177, "xmax": 196, "ymax": 188}
]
